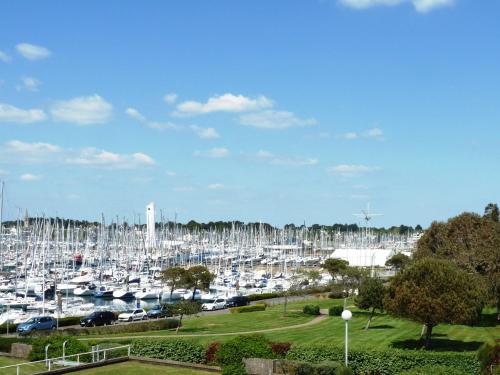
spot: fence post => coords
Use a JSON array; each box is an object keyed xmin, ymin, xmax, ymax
[
  {"xmin": 103, "ymin": 349, "xmax": 106, "ymax": 361},
  {"xmin": 48, "ymin": 359, "xmax": 51, "ymax": 371},
  {"xmin": 127, "ymin": 345, "xmax": 131, "ymax": 357},
  {"xmin": 77, "ymin": 354, "xmax": 80, "ymax": 365},
  {"xmin": 16, "ymin": 364, "xmax": 19, "ymax": 375},
  {"xmin": 96, "ymin": 345, "xmax": 100, "ymax": 362},
  {"xmin": 45, "ymin": 344, "xmax": 51, "ymax": 368}
]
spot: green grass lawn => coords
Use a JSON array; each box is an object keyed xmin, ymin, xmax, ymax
[
  {"xmin": 73, "ymin": 361, "xmax": 215, "ymax": 374},
  {"xmin": 86, "ymin": 297, "xmax": 499, "ymax": 352},
  {"xmin": 0, "ymin": 355, "xmax": 49, "ymax": 375}
]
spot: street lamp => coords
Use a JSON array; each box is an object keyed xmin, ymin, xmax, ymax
[{"xmin": 341, "ymin": 309, "xmax": 352, "ymax": 367}]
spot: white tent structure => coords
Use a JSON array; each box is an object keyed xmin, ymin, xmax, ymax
[{"xmin": 329, "ymin": 248, "xmax": 394, "ymax": 268}]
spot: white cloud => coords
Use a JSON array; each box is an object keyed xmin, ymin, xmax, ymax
[
  {"xmin": 256, "ymin": 150, "xmax": 319, "ymax": 166},
  {"xmin": 20, "ymin": 173, "xmax": 41, "ymax": 181},
  {"xmin": 190, "ymin": 125, "xmax": 220, "ymax": 139},
  {"xmin": 16, "ymin": 77, "xmax": 42, "ymax": 92},
  {"xmin": 240, "ymin": 110, "xmax": 317, "ymax": 129},
  {"xmin": 194, "ymin": 147, "xmax": 230, "ymax": 158},
  {"xmin": 1, "ymin": 140, "xmax": 155, "ymax": 169},
  {"xmin": 51, "ymin": 95, "xmax": 113, "ymax": 125},
  {"xmin": 67, "ymin": 193, "xmax": 80, "ymax": 200},
  {"xmin": 173, "ymin": 186, "xmax": 195, "ymax": 192},
  {"xmin": 125, "ymin": 107, "xmax": 181, "ymax": 131},
  {"xmin": 166, "ymin": 171, "xmax": 177, "ymax": 177},
  {"xmin": 0, "ymin": 51, "xmax": 12, "ymax": 63},
  {"xmin": 208, "ymin": 183, "xmax": 224, "ymax": 190},
  {"xmin": 327, "ymin": 164, "xmax": 380, "ymax": 177},
  {"xmin": 338, "ymin": 0, "xmax": 454, "ymax": 12},
  {"xmin": 0, "ymin": 169, "xmax": 9, "ymax": 176},
  {"xmin": 164, "ymin": 93, "xmax": 178, "ymax": 105},
  {"xmin": 363, "ymin": 127, "xmax": 384, "ymax": 140},
  {"xmin": 343, "ymin": 132, "xmax": 358, "ymax": 140},
  {"xmin": 0, "ymin": 103, "xmax": 47, "ymax": 124},
  {"xmin": 176, "ymin": 93, "xmax": 273, "ymax": 115},
  {"xmin": 16, "ymin": 43, "xmax": 51, "ymax": 60}
]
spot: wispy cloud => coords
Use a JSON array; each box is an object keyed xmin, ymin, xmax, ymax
[
  {"xmin": 125, "ymin": 107, "xmax": 181, "ymax": 131},
  {"xmin": 194, "ymin": 147, "xmax": 230, "ymax": 158},
  {"xmin": 342, "ymin": 127, "xmax": 384, "ymax": 141},
  {"xmin": 327, "ymin": 164, "xmax": 380, "ymax": 177},
  {"xmin": 338, "ymin": 0, "xmax": 454, "ymax": 13},
  {"xmin": 164, "ymin": 93, "xmax": 178, "ymax": 105},
  {"xmin": 207, "ymin": 183, "xmax": 224, "ymax": 190},
  {"xmin": 190, "ymin": 125, "xmax": 220, "ymax": 139},
  {"xmin": 256, "ymin": 150, "xmax": 319, "ymax": 166},
  {"xmin": 0, "ymin": 103, "xmax": 47, "ymax": 124},
  {"xmin": 16, "ymin": 43, "xmax": 51, "ymax": 60},
  {"xmin": 0, "ymin": 50, "xmax": 12, "ymax": 63},
  {"xmin": 1, "ymin": 140, "xmax": 155, "ymax": 169},
  {"xmin": 176, "ymin": 93, "xmax": 273, "ymax": 115},
  {"xmin": 240, "ymin": 110, "xmax": 317, "ymax": 130},
  {"xmin": 173, "ymin": 186, "xmax": 195, "ymax": 192},
  {"xmin": 51, "ymin": 95, "xmax": 113, "ymax": 125},
  {"xmin": 20, "ymin": 173, "xmax": 41, "ymax": 181},
  {"xmin": 16, "ymin": 77, "xmax": 42, "ymax": 92}
]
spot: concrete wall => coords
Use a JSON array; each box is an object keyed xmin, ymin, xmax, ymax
[{"xmin": 11, "ymin": 343, "xmax": 32, "ymax": 359}]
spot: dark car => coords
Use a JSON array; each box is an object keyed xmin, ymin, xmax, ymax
[
  {"xmin": 17, "ymin": 316, "xmax": 56, "ymax": 335},
  {"xmin": 226, "ymin": 296, "xmax": 249, "ymax": 308},
  {"xmin": 147, "ymin": 304, "xmax": 173, "ymax": 319},
  {"xmin": 80, "ymin": 311, "xmax": 117, "ymax": 327}
]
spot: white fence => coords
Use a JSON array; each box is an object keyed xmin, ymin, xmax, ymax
[{"xmin": 0, "ymin": 344, "xmax": 131, "ymax": 375}]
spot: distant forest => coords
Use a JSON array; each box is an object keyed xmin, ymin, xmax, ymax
[{"xmin": 1, "ymin": 217, "xmax": 422, "ymax": 235}]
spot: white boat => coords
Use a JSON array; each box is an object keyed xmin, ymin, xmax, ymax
[
  {"xmin": 135, "ymin": 288, "xmax": 162, "ymax": 300},
  {"xmin": 113, "ymin": 289, "xmax": 136, "ymax": 299},
  {"xmin": 73, "ymin": 285, "xmax": 96, "ymax": 297}
]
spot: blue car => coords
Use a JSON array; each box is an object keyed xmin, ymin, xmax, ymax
[{"xmin": 16, "ymin": 316, "xmax": 57, "ymax": 335}]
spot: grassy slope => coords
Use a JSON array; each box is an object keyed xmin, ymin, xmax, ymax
[{"xmin": 89, "ymin": 298, "xmax": 499, "ymax": 352}]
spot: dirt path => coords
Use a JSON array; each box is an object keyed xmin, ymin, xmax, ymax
[{"xmin": 79, "ymin": 309, "xmax": 329, "ymax": 341}]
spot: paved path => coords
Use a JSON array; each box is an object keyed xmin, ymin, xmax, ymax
[{"xmin": 79, "ymin": 309, "xmax": 329, "ymax": 341}]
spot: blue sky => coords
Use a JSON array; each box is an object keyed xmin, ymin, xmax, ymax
[{"xmin": 0, "ymin": 0, "xmax": 499, "ymax": 227}]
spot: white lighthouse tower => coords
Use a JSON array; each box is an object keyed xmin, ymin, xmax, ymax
[{"xmin": 146, "ymin": 202, "xmax": 156, "ymax": 249}]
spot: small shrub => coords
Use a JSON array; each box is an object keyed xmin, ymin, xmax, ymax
[
  {"xmin": 0, "ymin": 323, "xmax": 18, "ymax": 334},
  {"xmin": 206, "ymin": 341, "xmax": 220, "ymax": 364},
  {"xmin": 247, "ymin": 292, "xmax": 281, "ymax": 301},
  {"xmin": 58, "ymin": 316, "xmax": 85, "ymax": 327},
  {"xmin": 303, "ymin": 305, "xmax": 321, "ymax": 316},
  {"xmin": 478, "ymin": 340, "xmax": 500, "ymax": 374},
  {"xmin": 216, "ymin": 334, "xmax": 274, "ymax": 367},
  {"xmin": 272, "ymin": 342, "xmax": 292, "ymax": 357},
  {"xmin": 399, "ymin": 364, "xmax": 470, "ymax": 375},
  {"xmin": 229, "ymin": 304, "xmax": 267, "ymax": 314},
  {"xmin": 131, "ymin": 339, "xmax": 205, "ymax": 364},
  {"xmin": 329, "ymin": 306, "xmax": 343, "ymax": 316},
  {"xmin": 286, "ymin": 361, "xmax": 351, "ymax": 375}
]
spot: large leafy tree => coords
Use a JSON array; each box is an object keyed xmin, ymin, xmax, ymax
[
  {"xmin": 174, "ymin": 300, "xmax": 201, "ymax": 334},
  {"xmin": 184, "ymin": 265, "xmax": 215, "ymax": 301},
  {"xmin": 416, "ymin": 210, "xmax": 500, "ymax": 317},
  {"xmin": 355, "ymin": 276, "xmax": 385, "ymax": 330},
  {"xmin": 384, "ymin": 257, "xmax": 485, "ymax": 348},
  {"xmin": 162, "ymin": 267, "xmax": 188, "ymax": 300},
  {"xmin": 385, "ymin": 253, "xmax": 410, "ymax": 273}
]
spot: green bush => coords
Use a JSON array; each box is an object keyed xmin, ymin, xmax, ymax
[
  {"xmin": 0, "ymin": 323, "xmax": 18, "ymax": 334},
  {"xmin": 131, "ymin": 339, "xmax": 206, "ymax": 363},
  {"xmin": 0, "ymin": 337, "xmax": 31, "ymax": 352},
  {"xmin": 303, "ymin": 305, "xmax": 321, "ymax": 316},
  {"xmin": 286, "ymin": 345, "xmax": 481, "ymax": 375},
  {"xmin": 29, "ymin": 335, "xmax": 90, "ymax": 361},
  {"xmin": 478, "ymin": 341, "xmax": 499, "ymax": 373},
  {"xmin": 221, "ymin": 363, "xmax": 247, "ymax": 375},
  {"xmin": 399, "ymin": 364, "xmax": 470, "ymax": 375},
  {"xmin": 216, "ymin": 334, "xmax": 274, "ymax": 367},
  {"xmin": 58, "ymin": 316, "xmax": 85, "ymax": 327},
  {"xmin": 229, "ymin": 304, "xmax": 267, "ymax": 314},
  {"xmin": 286, "ymin": 361, "xmax": 352, "ymax": 375},
  {"xmin": 329, "ymin": 306, "xmax": 344, "ymax": 316}
]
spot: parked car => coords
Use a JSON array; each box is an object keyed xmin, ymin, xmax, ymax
[
  {"xmin": 118, "ymin": 308, "xmax": 147, "ymax": 322},
  {"xmin": 202, "ymin": 298, "xmax": 227, "ymax": 311},
  {"xmin": 17, "ymin": 316, "xmax": 56, "ymax": 335},
  {"xmin": 226, "ymin": 295, "xmax": 249, "ymax": 308},
  {"xmin": 147, "ymin": 304, "xmax": 173, "ymax": 319},
  {"xmin": 80, "ymin": 311, "xmax": 117, "ymax": 327}
]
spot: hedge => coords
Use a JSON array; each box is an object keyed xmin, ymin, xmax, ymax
[
  {"xmin": 131, "ymin": 338, "xmax": 206, "ymax": 364},
  {"xmin": 216, "ymin": 334, "xmax": 274, "ymax": 367},
  {"xmin": 29, "ymin": 335, "xmax": 90, "ymax": 361},
  {"xmin": 247, "ymin": 293, "xmax": 281, "ymax": 302},
  {"xmin": 31, "ymin": 318, "xmax": 180, "ymax": 337},
  {"xmin": 280, "ymin": 360, "xmax": 352, "ymax": 375},
  {"xmin": 229, "ymin": 304, "xmax": 267, "ymax": 314},
  {"xmin": 399, "ymin": 364, "xmax": 471, "ymax": 375},
  {"xmin": 303, "ymin": 305, "xmax": 321, "ymax": 316},
  {"xmin": 286, "ymin": 345, "xmax": 481, "ymax": 375}
]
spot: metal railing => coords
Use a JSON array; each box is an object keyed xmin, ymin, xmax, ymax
[{"xmin": 0, "ymin": 344, "xmax": 131, "ymax": 375}]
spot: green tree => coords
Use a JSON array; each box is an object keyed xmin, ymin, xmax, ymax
[
  {"xmin": 161, "ymin": 267, "xmax": 188, "ymax": 300},
  {"xmin": 385, "ymin": 253, "xmax": 410, "ymax": 273},
  {"xmin": 184, "ymin": 265, "xmax": 215, "ymax": 301},
  {"xmin": 355, "ymin": 276, "xmax": 385, "ymax": 330},
  {"xmin": 384, "ymin": 257, "xmax": 485, "ymax": 348},
  {"xmin": 416, "ymin": 212, "xmax": 500, "ymax": 318},
  {"xmin": 174, "ymin": 300, "xmax": 201, "ymax": 334},
  {"xmin": 323, "ymin": 258, "xmax": 349, "ymax": 282},
  {"xmin": 484, "ymin": 203, "xmax": 500, "ymax": 222}
]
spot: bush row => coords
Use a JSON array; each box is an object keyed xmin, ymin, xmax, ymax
[
  {"xmin": 229, "ymin": 304, "xmax": 267, "ymax": 314},
  {"xmin": 29, "ymin": 335, "xmax": 90, "ymax": 361},
  {"xmin": 303, "ymin": 305, "xmax": 321, "ymax": 316},
  {"xmin": 131, "ymin": 339, "xmax": 206, "ymax": 364},
  {"xmin": 281, "ymin": 360, "xmax": 352, "ymax": 375},
  {"xmin": 286, "ymin": 345, "xmax": 481, "ymax": 375},
  {"xmin": 329, "ymin": 305, "xmax": 344, "ymax": 316}
]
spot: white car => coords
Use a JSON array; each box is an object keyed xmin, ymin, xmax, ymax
[
  {"xmin": 118, "ymin": 308, "xmax": 147, "ymax": 322},
  {"xmin": 202, "ymin": 298, "xmax": 227, "ymax": 311}
]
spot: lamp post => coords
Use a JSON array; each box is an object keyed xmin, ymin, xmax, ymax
[{"xmin": 341, "ymin": 309, "xmax": 352, "ymax": 367}]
